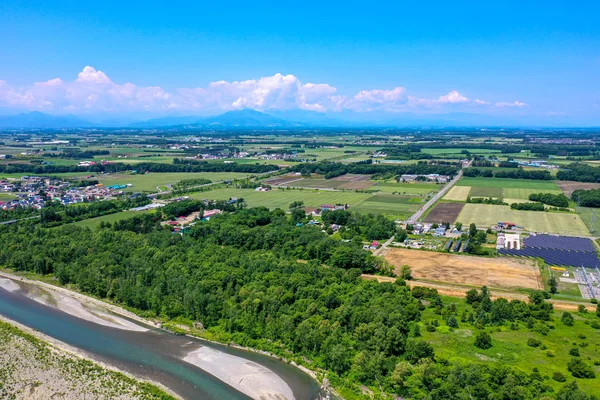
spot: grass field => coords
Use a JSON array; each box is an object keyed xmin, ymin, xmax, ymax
[
  {"xmin": 457, "ymin": 204, "xmax": 590, "ymax": 235},
  {"xmin": 350, "ymin": 194, "xmax": 422, "ymax": 219},
  {"xmin": 68, "ymin": 210, "xmax": 149, "ymax": 229},
  {"xmin": 443, "ymin": 186, "xmax": 471, "ymax": 201},
  {"xmin": 95, "ymin": 172, "xmax": 251, "ymax": 192},
  {"xmin": 0, "ymin": 172, "xmax": 92, "ymax": 179},
  {"xmin": 420, "ymin": 297, "xmax": 600, "ymax": 395},
  {"xmin": 579, "ymin": 207, "xmax": 600, "ymax": 234},
  {"xmin": 503, "ymin": 188, "xmax": 563, "ymax": 200},
  {"xmin": 457, "ymin": 177, "xmax": 561, "ymax": 190},
  {"xmin": 376, "ymin": 181, "xmax": 440, "ymax": 195},
  {"xmin": 0, "ymin": 193, "xmax": 16, "ymax": 202},
  {"xmin": 469, "ymin": 186, "xmax": 503, "ymax": 198},
  {"xmin": 192, "ymin": 188, "xmax": 373, "ymax": 210},
  {"xmin": 421, "ymin": 148, "xmax": 502, "ymax": 155}
]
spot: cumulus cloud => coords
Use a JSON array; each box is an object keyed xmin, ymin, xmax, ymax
[{"xmin": 0, "ymin": 66, "xmax": 526, "ymax": 114}]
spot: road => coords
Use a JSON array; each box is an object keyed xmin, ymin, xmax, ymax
[{"xmin": 407, "ymin": 169, "xmax": 463, "ymax": 224}]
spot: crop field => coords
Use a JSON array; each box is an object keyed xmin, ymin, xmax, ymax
[
  {"xmin": 423, "ymin": 202, "xmax": 465, "ymax": 223},
  {"xmin": 262, "ymin": 175, "xmax": 303, "ymax": 186},
  {"xmin": 287, "ymin": 175, "xmax": 374, "ymax": 190},
  {"xmin": 469, "ymin": 186, "xmax": 503, "ymax": 198},
  {"xmin": 503, "ymin": 188, "xmax": 563, "ymax": 200},
  {"xmin": 192, "ymin": 188, "xmax": 373, "ymax": 210},
  {"xmin": 557, "ymin": 181, "xmax": 600, "ymax": 197},
  {"xmin": 376, "ymin": 181, "xmax": 439, "ymax": 195},
  {"xmin": 443, "ymin": 186, "xmax": 471, "ymax": 201},
  {"xmin": 457, "ymin": 177, "xmax": 560, "ymax": 191},
  {"xmin": 350, "ymin": 194, "xmax": 422, "ymax": 218},
  {"xmin": 457, "ymin": 204, "xmax": 590, "ymax": 235},
  {"xmin": 0, "ymin": 172, "xmax": 93, "ymax": 179},
  {"xmin": 421, "ymin": 148, "xmax": 501, "ymax": 155},
  {"xmin": 384, "ymin": 248, "xmax": 541, "ymax": 290},
  {"xmin": 95, "ymin": 172, "xmax": 250, "ymax": 192},
  {"xmin": 579, "ymin": 207, "xmax": 600, "ymax": 234}
]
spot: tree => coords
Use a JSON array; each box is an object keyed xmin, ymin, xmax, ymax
[
  {"xmin": 404, "ymin": 340, "xmax": 435, "ymax": 364},
  {"xmin": 596, "ymin": 303, "xmax": 600, "ymax": 318},
  {"xmin": 400, "ymin": 265, "xmax": 413, "ymax": 280},
  {"xmin": 465, "ymin": 289, "xmax": 480, "ymax": 305},
  {"xmin": 455, "ymin": 222, "xmax": 463, "ymax": 231},
  {"xmin": 289, "ymin": 201, "xmax": 304, "ymax": 209},
  {"xmin": 550, "ymin": 275, "xmax": 558, "ymax": 294},
  {"xmin": 469, "ymin": 223, "xmax": 477, "ymax": 237},
  {"xmin": 474, "ymin": 331, "xmax": 492, "ymax": 349},
  {"xmin": 562, "ymin": 312, "xmax": 575, "ymax": 326},
  {"xmin": 395, "ymin": 229, "xmax": 408, "ymax": 243},
  {"xmin": 290, "ymin": 208, "xmax": 306, "ymax": 224},
  {"xmin": 578, "ymin": 305, "xmax": 588, "ymax": 314},
  {"xmin": 446, "ymin": 315, "xmax": 458, "ymax": 328}
]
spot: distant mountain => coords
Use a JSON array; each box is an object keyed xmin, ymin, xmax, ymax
[
  {"xmin": 199, "ymin": 109, "xmax": 300, "ymax": 127},
  {"xmin": 128, "ymin": 115, "xmax": 203, "ymax": 128},
  {"xmin": 0, "ymin": 111, "xmax": 93, "ymax": 129}
]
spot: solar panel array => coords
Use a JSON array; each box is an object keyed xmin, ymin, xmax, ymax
[{"xmin": 498, "ymin": 234, "xmax": 600, "ymax": 268}]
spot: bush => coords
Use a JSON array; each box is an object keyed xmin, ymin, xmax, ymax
[
  {"xmin": 426, "ymin": 324, "xmax": 436, "ymax": 332},
  {"xmin": 568, "ymin": 358, "xmax": 596, "ymax": 379},
  {"xmin": 552, "ymin": 371, "xmax": 566, "ymax": 382},
  {"xmin": 562, "ymin": 312, "xmax": 575, "ymax": 326},
  {"xmin": 569, "ymin": 348, "xmax": 580, "ymax": 357},
  {"xmin": 527, "ymin": 338, "xmax": 542, "ymax": 348},
  {"xmin": 474, "ymin": 331, "xmax": 492, "ymax": 350}
]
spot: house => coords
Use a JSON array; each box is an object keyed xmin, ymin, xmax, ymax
[
  {"xmin": 369, "ymin": 241, "xmax": 379, "ymax": 250},
  {"xmin": 433, "ymin": 227, "xmax": 447, "ymax": 237},
  {"xmin": 203, "ymin": 209, "xmax": 222, "ymax": 218}
]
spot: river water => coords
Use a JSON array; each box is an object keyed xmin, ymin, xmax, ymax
[{"xmin": 0, "ymin": 283, "xmax": 324, "ymax": 400}]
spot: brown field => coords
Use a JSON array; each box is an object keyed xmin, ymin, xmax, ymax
[
  {"xmin": 423, "ymin": 202, "xmax": 464, "ymax": 223},
  {"xmin": 384, "ymin": 248, "xmax": 542, "ymax": 290},
  {"xmin": 557, "ymin": 181, "xmax": 600, "ymax": 196},
  {"xmin": 330, "ymin": 174, "xmax": 374, "ymax": 189},
  {"xmin": 263, "ymin": 175, "xmax": 303, "ymax": 186},
  {"xmin": 331, "ymin": 174, "xmax": 371, "ymax": 182}
]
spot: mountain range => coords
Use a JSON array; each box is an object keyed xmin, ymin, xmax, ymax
[{"xmin": 0, "ymin": 109, "xmax": 597, "ymax": 129}]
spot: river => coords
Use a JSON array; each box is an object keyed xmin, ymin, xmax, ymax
[{"xmin": 0, "ymin": 279, "xmax": 324, "ymax": 400}]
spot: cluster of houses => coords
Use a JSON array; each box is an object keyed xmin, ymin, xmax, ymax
[
  {"xmin": 412, "ymin": 223, "xmax": 449, "ymax": 237},
  {"xmin": 0, "ymin": 176, "xmax": 130, "ymax": 210},
  {"xmin": 400, "ymin": 174, "xmax": 450, "ymax": 183}
]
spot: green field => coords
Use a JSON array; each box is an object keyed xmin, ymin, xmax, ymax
[
  {"xmin": 351, "ymin": 194, "xmax": 423, "ymax": 219},
  {"xmin": 457, "ymin": 204, "xmax": 590, "ymax": 235},
  {"xmin": 579, "ymin": 207, "xmax": 600, "ymax": 234},
  {"xmin": 421, "ymin": 148, "xmax": 502, "ymax": 155},
  {"xmin": 469, "ymin": 186, "xmax": 503, "ymax": 198},
  {"xmin": 95, "ymin": 172, "xmax": 251, "ymax": 192},
  {"xmin": 375, "ymin": 181, "xmax": 439, "ymax": 195},
  {"xmin": 0, "ymin": 172, "xmax": 93, "ymax": 179},
  {"xmin": 192, "ymin": 188, "xmax": 373, "ymax": 210},
  {"xmin": 503, "ymin": 188, "xmax": 563, "ymax": 200},
  {"xmin": 0, "ymin": 193, "xmax": 16, "ymax": 202},
  {"xmin": 284, "ymin": 179, "xmax": 350, "ymax": 189},
  {"xmin": 68, "ymin": 210, "xmax": 149, "ymax": 229},
  {"xmin": 457, "ymin": 177, "xmax": 561, "ymax": 190},
  {"xmin": 422, "ymin": 296, "xmax": 600, "ymax": 395}
]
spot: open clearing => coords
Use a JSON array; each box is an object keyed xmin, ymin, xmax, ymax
[
  {"xmin": 95, "ymin": 172, "xmax": 250, "ymax": 192},
  {"xmin": 283, "ymin": 175, "xmax": 374, "ymax": 190},
  {"xmin": 423, "ymin": 202, "xmax": 464, "ymax": 223},
  {"xmin": 384, "ymin": 248, "xmax": 541, "ymax": 290},
  {"xmin": 457, "ymin": 203, "xmax": 590, "ymax": 235},
  {"xmin": 469, "ymin": 186, "xmax": 502, "ymax": 198},
  {"xmin": 443, "ymin": 186, "xmax": 471, "ymax": 201},
  {"xmin": 376, "ymin": 181, "xmax": 439, "ymax": 195},
  {"xmin": 557, "ymin": 181, "xmax": 600, "ymax": 196},
  {"xmin": 351, "ymin": 194, "xmax": 422, "ymax": 218}
]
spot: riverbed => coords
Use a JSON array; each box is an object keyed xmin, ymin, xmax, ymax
[{"xmin": 0, "ymin": 275, "xmax": 324, "ymax": 400}]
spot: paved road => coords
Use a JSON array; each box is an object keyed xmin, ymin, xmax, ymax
[{"xmin": 407, "ymin": 170, "xmax": 463, "ymax": 224}]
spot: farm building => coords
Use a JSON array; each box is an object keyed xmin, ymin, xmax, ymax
[{"xmin": 497, "ymin": 233, "xmax": 520, "ymax": 249}]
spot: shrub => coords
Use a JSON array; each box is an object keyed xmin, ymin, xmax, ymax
[
  {"xmin": 474, "ymin": 331, "xmax": 492, "ymax": 350},
  {"xmin": 561, "ymin": 312, "xmax": 574, "ymax": 326},
  {"xmin": 568, "ymin": 358, "xmax": 596, "ymax": 379},
  {"xmin": 546, "ymin": 351, "xmax": 555, "ymax": 358},
  {"xmin": 570, "ymin": 348, "xmax": 580, "ymax": 357},
  {"xmin": 578, "ymin": 304, "xmax": 588, "ymax": 313},
  {"xmin": 426, "ymin": 324, "xmax": 436, "ymax": 332},
  {"xmin": 552, "ymin": 371, "xmax": 566, "ymax": 382},
  {"xmin": 527, "ymin": 338, "xmax": 542, "ymax": 348}
]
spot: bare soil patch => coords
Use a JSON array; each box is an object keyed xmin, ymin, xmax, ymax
[
  {"xmin": 384, "ymin": 248, "xmax": 541, "ymax": 290},
  {"xmin": 331, "ymin": 174, "xmax": 371, "ymax": 182},
  {"xmin": 557, "ymin": 181, "xmax": 600, "ymax": 196},
  {"xmin": 423, "ymin": 202, "xmax": 464, "ymax": 223},
  {"xmin": 263, "ymin": 175, "xmax": 303, "ymax": 186}
]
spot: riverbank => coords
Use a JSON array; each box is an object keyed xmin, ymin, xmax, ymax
[
  {"xmin": 0, "ymin": 314, "xmax": 179, "ymax": 400},
  {"xmin": 0, "ymin": 270, "xmax": 327, "ymax": 400}
]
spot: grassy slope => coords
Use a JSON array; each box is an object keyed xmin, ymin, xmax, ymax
[{"xmin": 421, "ymin": 295, "xmax": 600, "ymax": 395}]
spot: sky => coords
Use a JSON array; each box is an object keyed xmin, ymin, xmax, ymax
[{"xmin": 0, "ymin": 0, "xmax": 599, "ymax": 124}]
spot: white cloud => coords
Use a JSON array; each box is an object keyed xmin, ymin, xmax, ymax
[
  {"xmin": 437, "ymin": 90, "xmax": 469, "ymax": 104},
  {"xmin": 0, "ymin": 66, "xmax": 527, "ymax": 114},
  {"xmin": 495, "ymin": 101, "xmax": 526, "ymax": 108}
]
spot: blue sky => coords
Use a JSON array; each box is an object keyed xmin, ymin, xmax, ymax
[{"xmin": 0, "ymin": 0, "xmax": 599, "ymax": 124}]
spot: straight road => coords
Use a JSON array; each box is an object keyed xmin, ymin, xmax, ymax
[{"xmin": 407, "ymin": 170, "xmax": 463, "ymax": 224}]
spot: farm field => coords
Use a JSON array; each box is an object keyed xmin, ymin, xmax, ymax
[
  {"xmin": 423, "ymin": 203, "xmax": 465, "ymax": 223},
  {"xmin": 0, "ymin": 193, "xmax": 16, "ymax": 201},
  {"xmin": 376, "ymin": 181, "xmax": 440, "ymax": 195},
  {"xmin": 0, "ymin": 172, "xmax": 92, "ymax": 179},
  {"xmin": 384, "ymin": 248, "xmax": 541, "ymax": 290},
  {"xmin": 192, "ymin": 188, "xmax": 373, "ymax": 210},
  {"xmin": 456, "ymin": 177, "xmax": 560, "ymax": 191},
  {"xmin": 443, "ymin": 186, "xmax": 471, "ymax": 201},
  {"xmin": 284, "ymin": 176, "xmax": 374, "ymax": 190},
  {"xmin": 503, "ymin": 188, "xmax": 563, "ymax": 200},
  {"xmin": 95, "ymin": 172, "xmax": 250, "ymax": 192},
  {"xmin": 557, "ymin": 181, "xmax": 600, "ymax": 197},
  {"xmin": 350, "ymin": 194, "xmax": 423, "ymax": 219},
  {"xmin": 421, "ymin": 148, "xmax": 501, "ymax": 155},
  {"xmin": 579, "ymin": 207, "xmax": 600, "ymax": 234},
  {"xmin": 457, "ymin": 204, "xmax": 590, "ymax": 235},
  {"xmin": 469, "ymin": 186, "xmax": 502, "ymax": 198}
]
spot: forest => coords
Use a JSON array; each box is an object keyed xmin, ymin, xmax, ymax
[
  {"xmin": 0, "ymin": 207, "xmax": 596, "ymax": 399},
  {"xmin": 289, "ymin": 161, "xmax": 459, "ymax": 179},
  {"xmin": 557, "ymin": 163, "xmax": 600, "ymax": 183}
]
